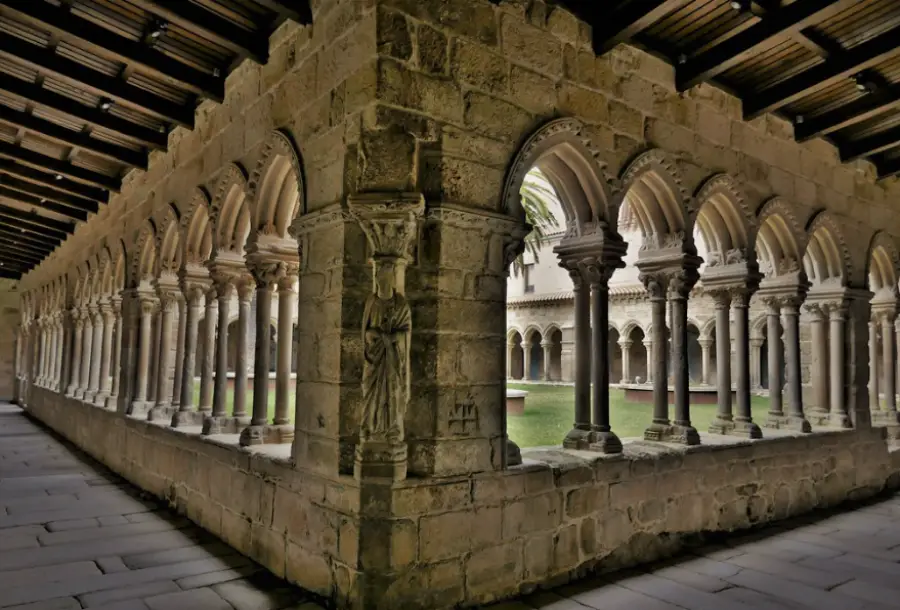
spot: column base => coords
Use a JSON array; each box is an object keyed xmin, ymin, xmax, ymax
[
  {"xmin": 507, "ymin": 439, "xmax": 522, "ymax": 467},
  {"xmin": 147, "ymin": 405, "xmax": 174, "ymax": 422},
  {"xmin": 589, "ymin": 430, "xmax": 623, "ymax": 454},
  {"xmin": 708, "ymin": 415, "xmax": 734, "ymax": 435},
  {"xmin": 645, "ymin": 423, "xmax": 700, "ymax": 445},
  {"xmin": 171, "ymin": 410, "xmax": 205, "ymax": 428},
  {"xmin": 829, "ymin": 412, "xmax": 853, "ymax": 428},
  {"xmin": 239, "ymin": 425, "xmax": 265, "ymax": 446},
  {"xmin": 806, "ymin": 407, "xmax": 831, "ymax": 427},
  {"xmin": 74, "ymin": 389, "xmax": 85, "ymax": 400},
  {"xmin": 354, "ymin": 439, "xmax": 408, "ymax": 481},
  {"xmin": 732, "ymin": 420, "xmax": 763, "ymax": 439},
  {"xmin": 201, "ymin": 415, "xmax": 251, "ymax": 435},
  {"xmin": 238, "ymin": 423, "xmax": 295, "ymax": 446},
  {"xmin": 128, "ymin": 401, "xmax": 150, "ymax": 418},
  {"xmin": 93, "ymin": 392, "xmax": 109, "ymax": 407},
  {"xmin": 872, "ymin": 410, "xmax": 900, "ymax": 425},
  {"xmin": 83, "ymin": 390, "xmax": 97, "ymax": 403},
  {"xmin": 562, "ymin": 426, "xmax": 592, "ymax": 450},
  {"xmin": 104, "ymin": 395, "xmax": 117, "ymax": 410},
  {"xmin": 764, "ymin": 414, "xmax": 811, "ymax": 432}
]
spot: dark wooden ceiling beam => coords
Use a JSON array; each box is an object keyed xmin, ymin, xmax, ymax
[
  {"xmin": 876, "ymin": 156, "xmax": 900, "ymax": 180},
  {"xmin": 678, "ymin": 0, "xmax": 845, "ymax": 91},
  {"xmin": 0, "ymin": 267, "xmax": 22, "ymax": 279},
  {"xmin": 744, "ymin": 23, "xmax": 900, "ymax": 119},
  {"xmin": 0, "ymin": 141, "xmax": 120, "ymax": 192},
  {"xmin": 0, "ymin": 217, "xmax": 65, "ymax": 244},
  {"xmin": 0, "ymin": 173, "xmax": 98, "ymax": 213},
  {"xmin": 0, "ymin": 73, "xmax": 167, "ymax": 150},
  {"xmin": 0, "ymin": 159, "xmax": 107, "ymax": 203},
  {"xmin": 0, "ymin": 245, "xmax": 42, "ymax": 265},
  {"xmin": 795, "ymin": 83, "xmax": 900, "ymax": 141},
  {"xmin": 588, "ymin": 0, "xmax": 689, "ymax": 55},
  {"xmin": 0, "ymin": 203, "xmax": 73, "ymax": 235},
  {"xmin": 0, "ymin": 104, "xmax": 146, "ymax": 169},
  {"xmin": 0, "ymin": 185, "xmax": 88, "ymax": 222},
  {"xmin": 253, "ymin": 0, "xmax": 313, "ymax": 26},
  {"xmin": 0, "ymin": 224, "xmax": 59, "ymax": 250},
  {"xmin": 0, "ymin": 2, "xmax": 224, "ymax": 102},
  {"xmin": 0, "ymin": 258, "xmax": 30, "ymax": 273},
  {"xmin": 0, "ymin": 33, "xmax": 194, "ymax": 128},
  {"xmin": 840, "ymin": 126, "xmax": 900, "ymax": 162},
  {"xmin": 0, "ymin": 235, "xmax": 52, "ymax": 258},
  {"xmin": 127, "ymin": 0, "xmax": 268, "ymax": 64}
]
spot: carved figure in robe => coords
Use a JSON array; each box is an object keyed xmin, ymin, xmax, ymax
[{"xmin": 361, "ymin": 260, "xmax": 412, "ymax": 443}]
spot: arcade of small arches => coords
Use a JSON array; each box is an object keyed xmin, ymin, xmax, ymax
[{"xmin": 14, "ymin": 130, "xmax": 305, "ymax": 447}]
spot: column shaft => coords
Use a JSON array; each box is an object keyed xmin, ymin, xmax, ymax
[
  {"xmin": 829, "ymin": 307, "xmax": 849, "ymax": 426},
  {"xmin": 870, "ymin": 320, "xmax": 880, "ymax": 411},
  {"xmin": 250, "ymin": 282, "xmax": 273, "ymax": 427},
  {"xmin": 107, "ymin": 304, "xmax": 123, "ymax": 408},
  {"xmin": 619, "ymin": 343, "xmax": 631, "ymax": 383},
  {"xmin": 651, "ymin": 296, "xmax": 669, "ymax": 426},
  {"xmin": 79, "ymin": 314, "xmax": 94, "ymax": 398},
  {"xmin": 783, "ymin": 302, "xmax": 811, "ymax": 431},
  {"xmin": 766, "ymin": 304, "xmax": 784, "ymax": 420},
  {"xmin": 134, "ymin": 301, "xmax": 153, "ymax": 404},
  {"xmin": 275, "ymin": 281, "xmax": 295, "ymax": 425},
  {"xmin": 233, "ymin": 285, "xmax": 251, "ymax": 420},
  {"xmin": 198, "ymin": 294, "xmax": 217, "ymax": 413},
  {"xmin": 211, "ymin": 288, "xmax": 231, "ymax": 419},
  {"xmin": 733, "ymin": 294, "xmax": 759, "ymax": 436},
  {"xmin": 714, "ymin": 296, "xmax": 732, "ymax": 424},
  {"xmin": 173, "ymin": 290, "xmax": 203, "ymax": 426},
  {"xmin": 96, "ymin": 308, "xmax": 114, "ymax": 403},
  {"xmin": 590, "ymin": 277, "xmax": 620, "ymax": 452},
  {"xmin": 172, "ymin": 299, "xmax": 187, "ymax": 407},
  {"xmin": 153, "ymin": 299, "xmax": 174, "ymax": 410},
  {"xmin": 564, "ymin": 272, "xmax": 591, "ymax": 447},
  {"xmin": 671, "ymin": 294, "xmax": 695, "ymax": 440},
  {"xmin": 883, "ymin": 314, "xmax": 897, "ymax": 412},
  {"xmin": 809, "ymin": 306, "xmax": 829, "ymax": 414}
]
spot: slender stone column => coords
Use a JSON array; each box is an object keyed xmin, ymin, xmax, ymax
[
  {"xmin": 669, "ymin": 273, "xmax": 700, "ymax": 444},
  {"xmin": 78, "ymin": 309, "xmax": 95, "ymax": 400},
  {"xmin": 204, "ymin": 278, "xmax": 233, "ymax": 434},
  {"xmin": 67, "ymin": 312, "xmax": 83, "ymax": 396},
  {"xmin": 173, "ymin": 285, "xmax": 204, "ymax": 427},
  {"xmin": 643, "ymin": 274, "xmax": 671, "ymax": 439},
  {"xmin": 750, "ymin": 338, "xmax": 764, "ymax": 389},
  {"xmin": 37, "ymin": 323, "xmax": 45, "ymax": 385},
  {"xmin": 644, "ymin": 340, "xmax": 653, "ymax": 383},
  {"xmin": 783, "ymin": 299, "xmax": 812, "ymax": 432},
  {"xmin": 172, "ymin": 298, "xmax": 187, "ymax": 408},
  {"xmin": 589, "ymin": 268, "xmax": 621, "ymax": 453},
  {"xmin": 829, "ymin": 304, "xmax": 850, "ymax": 427},
  {"xmin": 274, "ymin": 274, "xmax": 297, "ymax": 428},
  {"xmin": 563, "ymin": 267, "xmax": 591, "ymax": 449},
  {"xmin": 148, "ymin": 292, "xmax": 176, "ymax": 419},
  {"xmin": 132, "ymin": 297, "xmax": 155, "ymax": 411},
  {"xmin": 699, "ymin": 338, "xmax": 712, "ymax": 386},
  {"xmin": 94, "ymin": 303, "xmax": 115, "ymax": 405},
  {"xmin": 106, "ymin": 297, "xmax": 123, "ymax": 409},
  {"xmin": 732, "ymin": 291, "xmax": 761, "ymax": 437},
  {"xmin": 506, "ymin": 343, "xmax": 514, "ymax": 379},
  {"xmin": 619, "ymin": 340, "xmax": 631, "ymax": 383},
  {"xmin": 806, "ymin": 303, "xmax": 829, "ymax": 418},
  {"xmin": 233, "ymin": 279, "xmax": 253, "ymax": 422},
  {"xmin": 882, "ymin": 310, "xmax": 897, "ymax": 414},
  {"xmin": 241, "ymin": 264, "xmax": 277, "ymax": 446},
  {"xmin": 896, "ymin": 317, "xmax": 900, "ymax": 408},
  {"xmin": 869, "ymin": 319, "xmax": 880, "ymax": 413},
  {"xmin": 709, "ymin": 291, "xmax": 732, "ymax": 434},
  {"xmin": 541, "ymin": 342, "xmax": 552, "ymax": 381},
  {"xmin": 523, "ymin": 339, "xmax": 534, "ymax": 381},
  {"xmin": 87, "ymin": 306, "xmax": 104, "ymax": 401},
  {"xmin": 48, "ymin": 320, "xmax": 58, "ymax": 389},
  {"xmin": 54, "ymin": 318, "xmax": 63, "ymax": 390},
  {"xmin": 198, "ymin": 291, "xmax": 217, "ymax": 414},
  {"xmin": 147, "ymin": 313, "xmax": 160, "ymax": 405},
  {"xmin": 764, "ymin": 299, "xmax": 784, "ymax": 426}
]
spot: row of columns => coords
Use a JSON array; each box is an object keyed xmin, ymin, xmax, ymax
[{"xmin": 869, "ymin": 306, "xmax": 900, "ymax": 425}]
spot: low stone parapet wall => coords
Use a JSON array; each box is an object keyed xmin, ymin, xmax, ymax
[{"xmin": 22, "ymin": 387, "xmax": 900, "ymax": 610}]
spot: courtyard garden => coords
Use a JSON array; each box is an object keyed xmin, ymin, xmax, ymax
[{"xmin": 508, "ymin": 383, "xmax": 772, "ymax": 447}]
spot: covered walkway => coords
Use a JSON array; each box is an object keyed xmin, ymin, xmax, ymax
[{"xmin": 0, "ymin": 402, "xmax": 322, "ymax": 610}]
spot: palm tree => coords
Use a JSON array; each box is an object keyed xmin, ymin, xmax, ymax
[{"xmin": 514, "ymin": 168, "xmax": 560, "ymax": 274}]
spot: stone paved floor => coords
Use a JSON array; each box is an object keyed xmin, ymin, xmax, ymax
[
  {"xmin": 0, "ymin": 403, "xmax": 324, "ymax": 610},
  {"xmin": 496, "ymin": 490, "xmax": 900, "ymax": 609}
]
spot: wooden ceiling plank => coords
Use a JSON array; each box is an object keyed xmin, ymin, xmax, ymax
[
  {"xmin": 678, "ymin": 0, "xmax": 847, "ymax": 91},
  {"xmin": 0, "ymin": 158, "xmax": 108, "ymax": 203},
  {"xmin": 0, "ymin": 103, "xmax": 146, "ymax": 169},
  {"xmin": 0, "ymin": 224, "xmax": 59, "ymax": 249},
  {"xmin": 0, "ymin": 217, "xmax": 65, "ymax": 243},
  {"xmin": 590, "ymin": 0, "xmax": 690, "ymax": 55},
  {"xmin": 0, "ymin": 33, "xmax": 194, "ymax": 128},
  {"xmin": 0, "ymin": 245, "xmax": 43, "ymax": 264},
  {"xmin": 0, "ymin": 73, "xmax": 167, "ymax": 150},
  {"xmin": 0, "ymin": 185, "xmax": 89, "ymax": 222},
  {"xmin": 0, "ymin": 203, "xmax": 73, "ymax": 234},
  {"xmin": 0, "ymin": 140, "xmax": 120, "ymax": 192},
  {"xmin": 744, "ymin": 22, "xmax": 900, "ymax": 119},
  {"xmin": 0, "ymin": 174, "xmax": 98, "ymax": 213},
  {"xmin": 252, "ymin": 0, "xmax": 313, "ymax": 26},
  {"xmin": 840, "ymin": 124, "xmax": 900, "ymax": 162},
  {"xmin": 876, "ymin": 155, "xmax": 900, "ymax": 179},
  {"xmin": 0, "ymin": 236, "xmax": 52, "ymax": 257},
  {"xmin": 128, "ymin": 0, "xmax": 268, "ymax": 64},
  {"xmin": 0, "ymin": 1, "xmax": 224, "ymax": 102},
  {"xmin": 795, "ymin": 83, "xmax": 900, "ymax": 141},
  {"xmin": 0, "ymin": 268, "xmax": 22, "ymax": 279}
]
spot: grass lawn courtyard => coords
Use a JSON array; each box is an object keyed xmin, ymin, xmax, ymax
[{"xmin": 508, "ymin": 383, "xmax": 772, "ymax": 448}]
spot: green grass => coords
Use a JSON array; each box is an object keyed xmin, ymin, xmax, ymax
[
  {"xmin": 507, "ymin": 383, "xmax": 772, "ymax": 448},
  {"xmin": 191, "ymin": 383, "xmax": 295, "ymax": 423}
]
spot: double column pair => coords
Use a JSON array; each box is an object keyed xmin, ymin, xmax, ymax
[
  {"xmin": 807, "ymin": 301, "xmax": 851, "ymax": 427},
  {"xmin": 707, "ymin": 288, "xmax": 761, "ymax": 438},
  {"xmin": 870, "ymin": 306, "xmax": 900, "ymax": 424},
  {"xmin": 640, "ymin": 269, "xmax": 700, "ymax": 445},
  {"xmin": 762, "ymin": 296, "xmax": 813, "ymax": 431},
  {"xmin": 562, "ymin": 257, "xmax": 622, "ymax": 453}
]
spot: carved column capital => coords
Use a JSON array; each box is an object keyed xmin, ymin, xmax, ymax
[
  {"xmin": 668, "ymin": 267, "xmax": 699, "ymax": 299},
  {"xmin": 236, "ymin": 275, "xmax": 255, "ymax": 302},
  {"xmin": 618, "ymin": 340, "xmax": 633, "ymax": 349},
  {"xmin": 349, "ymin": 193, "xmax": 424, "ymax": 264},
  {"xmin": 804, "ymin": 302, "xmax": 827, "ymax": 320},
  {"xmin": 729, "ymin": 286, "xmax": 752, "ymax": 308},
  {"xmin": 248, "ymin": 259, "xmax": 287, "ymax": 289},
  {"xmin": 639, "ymin": 271, "xmax": 670, "ymax": 301},
  {"xmin": 710, "ymin": 290, "xmax": 731, "ymax": 309}
]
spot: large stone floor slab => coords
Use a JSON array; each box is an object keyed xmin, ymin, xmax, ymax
[
  {"xmin": 0, "ymin": 403, "xmax": 323, "ymax": 610},
  {"xmin": 495, "ymin": 488, "xmax": 900, "ymax": 610}
]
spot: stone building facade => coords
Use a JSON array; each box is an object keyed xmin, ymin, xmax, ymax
[{"xmin": 11, "ymin": 1, "xmax": 900, "ymax": 609}]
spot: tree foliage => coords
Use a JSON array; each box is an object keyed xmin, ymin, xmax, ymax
[{"xmin": 515, "ymin": 169, "xmax": 560, "ymax": 274}]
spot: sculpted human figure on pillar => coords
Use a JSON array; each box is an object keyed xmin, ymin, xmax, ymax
[{"xmin": 349, "ymin": 196, "xmax": 422, "ymax": 481}]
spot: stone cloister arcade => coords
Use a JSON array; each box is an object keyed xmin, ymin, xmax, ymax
[{"xmin": 9, "ymin": 2, "xmax": 900, "ymax": 608}]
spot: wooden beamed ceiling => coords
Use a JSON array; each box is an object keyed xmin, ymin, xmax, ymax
[
  {"xmin": 0, "ymin": 0, "xmax": 311, "ymax": 280},
  {"xmin": 569, "ymin": 0, "xmax": 900, "ymax": 180}
]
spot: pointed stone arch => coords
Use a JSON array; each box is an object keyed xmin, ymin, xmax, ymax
[
  {"xmin": 693, "ymin": 173, "xmax": 756, "ymax": 266},
  {"xmin": 210, "ymin": 163, "xmax": 251, "ymax": 257},
  {"xmin": 502, "ymin": 117, "xmax": 614, "ymax": 235},
  {"xmin": 133, "ymin": 219, "xmax": 158, "ymax": 287},
  {"xmin": 755, "ymin": 197, "xmax": 807, "ymax": 278},
  {"xmin": 156, "ymin": 203, "xmax": 182, "ymax": 278},
  {"xmin": 180, "ymin": 188, "xmax": 214, "ymax": 268},
  {"xmin": 804, "ymin": 210, "xmax": 851, "ymax": 287},
  {"xmin": 619, "ymin": 148, "xmax": 692, "ymax": 248},
  {"xmin": 248, "ymin": 129, "xmax": 305, "ymax": 241},
  {"xmin": 867, "ymin": 230, "xmax": 900, "ymax": 296}
]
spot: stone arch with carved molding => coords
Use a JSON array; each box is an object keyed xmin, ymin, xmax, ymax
[
  {"xmin": 132, "ymin": 219, "xmax": 158, "ymax": 289},
  {"xmin": 755, "ymin": 197, "xmax": 808, "ymax": 280},
  {"xmin": 804, "ymin": 210, "xmax": 853, "ymax": 289},
  {"xmin": 693, "ymin": 173, "xmax": 758, "ymax": 269},
  {"xmin": 867, "ymin": 230, "xmax": 900, "ymax": 298},
  {"xmin": 209, "ymin": 163, "xmax": 251, "ymax": 259},
  {"xmin": 247, "ymin": 129, "xmax": 305, "ymax": 243},
  {"xmin": 502, "ymin": 117, "xmax": 615, "ymax": 238},
  {"xmin": 180, "ymin": 188, "xmax": 214, "ymax": 270},
  {"xmin": 155, "ymin": 203, "xmax": 183, "ymax": 282}
]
